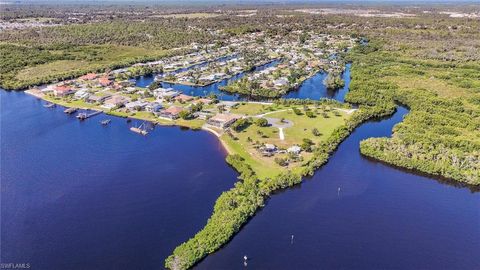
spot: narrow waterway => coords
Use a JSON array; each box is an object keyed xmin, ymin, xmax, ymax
[
  {"xmin": 135, "ymin": 61, "xmax": 350, "ymax": 102},
  {"xmin": 136, "ymin": 60, "xmax": 281, "ymax": 101},
  {"xmin": 196, "ymin": 106, "xmax": 480, "ymax": 269}
]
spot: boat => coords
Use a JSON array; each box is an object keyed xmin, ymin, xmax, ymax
[
  {"xmin": 43, "ymin": 103, "xmax": 56, "ymax": 108},
  {"xmin": 64, "ymin": 107, "xmax": 78, "ymax": 114},
  {"xmin": 130, "ymin": 122, "xmax": 148, "ymax": 135},
  {"xmin": 76, "ymin": 113, "xmax": 87, "ymax": 120},
  {"xmin": 100, "ymin": 119, "xmax": 111, "ymax": 125}
]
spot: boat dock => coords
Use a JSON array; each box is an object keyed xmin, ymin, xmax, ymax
[
  {"xmin": 130, "ymin": 122, "xmax": 149, "ymax": 135},
  {"xmin": 64, "ymin": 107, "xmax": 78, "ymax": 114},
  {"xmin": 76, "ymin": 110, "xmax": 102, "ymax": 120}
]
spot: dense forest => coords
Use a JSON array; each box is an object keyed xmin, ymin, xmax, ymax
[{"xmin": 345, "ymin": 30, "xmax": 480, "ymax": 185}]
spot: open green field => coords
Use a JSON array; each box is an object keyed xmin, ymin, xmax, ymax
[{"xmin": 221, "ymin": 106, "xmax": 351, "ymax": 179}]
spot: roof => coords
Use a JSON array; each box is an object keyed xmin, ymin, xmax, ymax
[
  {"xmin": 98, "ymin": 77, "xmax": 112, "ymax": 85},
  {"xmin": 175, "ymin": 94, "xmax": 194, "ymax": 101},
  {"xmin": 209, "ymin": 113, "xmax": 241, "ymax": 123},
  {"xmin": 287, "ymin": 145, "xmax": 302, "ymax": 152},
  {"xmin": 54, "ymin": 85, "xmax": 72, "ymax": 92},
  {"xmin": 164, "ymin": 106, "xmax": 184, "ymax": 115},
  {"xmin": 80, "ymin": 73, "xmax": 97, "ymax": 80}
]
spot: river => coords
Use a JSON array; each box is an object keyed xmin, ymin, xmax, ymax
[
  {"xmin": 1, "ymin": 62, "xmax": 479, "ymax": 270},
  {"xmin": 195, "ymin": 105, "xmax": 480, "ymax": 269},
  {"xmin": 0, "ymin": 91, "xmax": 237, "ymax": 270}
]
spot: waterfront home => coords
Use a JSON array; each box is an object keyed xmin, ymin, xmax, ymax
[
  {"xmin": 86, "ymin": 94, "xmax": 111, "ymax": 104},
  {"xmin": 102, "ymin": 95, "xmax": 130, "ymax": 109},
  {"xmin": 53, "ymin": 85, "xmax": 75, "ymax": 97},
  {"xmin": 74, "ymin": 90, "xmax": 89, "ymax": 100},
  {"xmin": 194, "ymin": 111, "xmax": 214, "ymax": 120},
  {"xmin": 153, "ymin": 88, "xmax": 179, "ymax": 98},
  {"xmin": 274, "ymin": 78, "xmax": 289, "ymax": 87},
  {"xmin": 192, "ymin": 98, "xmax": 213, "ymax": 105},
  {"xmin": 175, "ymin": 94, "xmax": 194, "ymax": 103},
  {"xmin": 125, "ymin": 100, "xmax": 149, "ymax": 111},
  {"xmin": 207, "ymin": 113, "xmax": 241, "ymax": 129},
  {"xmin": 158, "ymin": 106, "xmax": 183, "ymax": 119},
  {"xmin": 123, "ymin": 87, "xmax": 137, "ymax": 94},
  {"xmin": 287, "ymin": 145, "xmax": 302, "ymax": 155},
  {"xmin": 145, "ymin": 102, "xmax": 163, "ymax": 113}
]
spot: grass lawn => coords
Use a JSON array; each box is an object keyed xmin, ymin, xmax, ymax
[
  {"xmin": 222, "ymin": 106, "xmax": 351, "ymax": 179},
  {"xmin": 230, "ymin": 102, "xmax": 287, "ymax": 116}
]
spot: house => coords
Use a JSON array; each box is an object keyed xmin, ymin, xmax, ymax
[
  {"xmin": 207, "ymin": 113, "xmax": 241, "ymax": 129},
  {"xmin": 158, "ymin": 106, "xmax": 183, "ymax": 119},
  {"xmin": 264, "ymin": 144, "xmax": 277, "ymax": 152},
  {"xmin": 194, "ymin": 111, "xmax": 214, "ymax": 120},
  {"xmin": 98, "ymin": 77, "xmax": 112, "ymax": 87},
  {"xmin": 175, "ymin": 94, "xmax": 194, "ymax": 103},
  {"xmin": 125, "ymin": 100, "xmax": 149, "ymax": 111},
  {"xmin": 74, "ymin": 90, "xmax": 90, "ymax": 100},
  {"xmin": 102, "ymin": 95, "xmax": 130, "ymax": 109},
  {"xmin": 146, "ymin": 102, "xmax": 163, "ymax": 113},
  {"xmin": 273, "ymin": 78, "xmax": 289, "ymax": 88},
  {"xmin": 192, "ymin": 98, "xmax": 213, "ymax": 105},
  {"xmin": 287, "ymin": 145, "xmax": 302, "ymax": 155},
  {"xmin": 53, "ymin": 85, "xmax": 75, "ymax": 97},
  {"xmin": 153, "ymin": 88, "xmax": 179, "ymax": 98},
  {"xmin": 86, "ymin": 94, "xmax": 111, "ymax": 104},
  {"xmin": 79, "ymin": 73, "xmax": 97, "ymax": 81}
]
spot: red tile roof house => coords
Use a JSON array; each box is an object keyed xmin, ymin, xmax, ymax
[
  {"xmin": 98, "ymin": 77, "xmax": 113, "ymax": 87},
  {"xmin": 158, "ymin": 106, "xmax": 184, "ymax": 120},
  {"xmin": 192, "ymin": 98, "xmax": 213, "ymax": 105},
  {"xmin": 53, "ymin": 85, "xmax": 75, "ymax": 97},
  {"xmin": 79, "ymin": 73, "xmax": 97, "ymax": 81},
  {"xmin": 175, "ymin": 94, "xmax": 194, "ymax": 103}
]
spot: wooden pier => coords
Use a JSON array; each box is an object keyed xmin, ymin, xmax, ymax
[
  {"xmin": 64, "ymin": 107, "xmax": 78, "ymax": 114},
  {"xmin": 76, "ymin": 110, "xmax": 102, "ymax": 120}
]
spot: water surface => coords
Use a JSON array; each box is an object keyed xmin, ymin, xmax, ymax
[
  {"xmin": 1, "ymin": 91, "xmax": 237, "ymax": 270},
  {"xmin": 197, "ymin": 106, "xmax": 480, "ymax": 270}
]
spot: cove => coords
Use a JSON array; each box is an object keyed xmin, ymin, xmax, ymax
[
  {"xmin": 0, "ymin": 90, "xmax": 238, "ymax": 270},
  {"xmin": 196, "ymin": 106, "xmax": 480, "ymax": 269}
]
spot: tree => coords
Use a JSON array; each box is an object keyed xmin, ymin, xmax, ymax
[
  {"xmin": 255, "ymin": 118, "xmax": 269, "ymax": 127},
  {"xmin": 306, "ymin": 111, "xmax": 315, "ymax": 118},
  {"xmin": 312, "ymin": 128, "xmax": 321, "ymax": 136}
]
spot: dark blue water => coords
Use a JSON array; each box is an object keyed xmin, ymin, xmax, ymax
[
  {"xmin": 197, "ymin": 106, "xmax": 480, "ymax": 270},
  {"xmin": 2, "ymin": 65, "xmax": 479, "ymax": 270},
  {"xmin": 283, "ymin": 63, "xmax": 351, "ymax": 102},
  {"xmin": 0, "ymin": 91, "xmax": 237, "ymax": 270}
]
